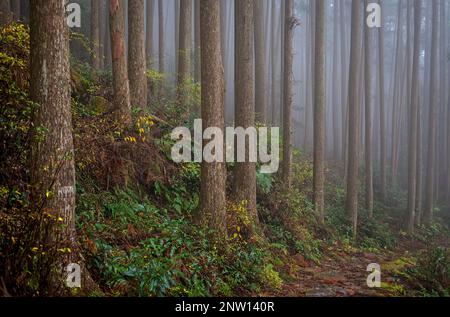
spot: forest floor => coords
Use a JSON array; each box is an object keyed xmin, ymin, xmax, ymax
[{"xmin": 265, "ymin": 236, "xmax": 449, "ymax": 297}]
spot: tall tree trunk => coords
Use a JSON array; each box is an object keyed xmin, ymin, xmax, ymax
[
  {"xmin": 29, "ymin": 0, "xmax": 82, "ymax": 294},
  {"xmin": 407, "ymin": 0, "xmax": 422, "ymax": 234},
  {"xmin": 174, "ymin": 0, "xmax": 180, "ymax": 74},
  {"xmin": 340, "ymin": 0, "xmax": 349, "ymax": 166},
  {"xmin": 254, "ymin": 0, "xmax": 267, "ymax": 124},
  {"xmin": 158, "ymin": 0, "xmax": 165, "ymax": 96},
  {"xmin": 390, "ymin": 1, "xmax": 403, "ymax": 186},
  {"xmin": 177, "ymin": 0, "xmax": 192, "ymax": 106},
  {"xmin": 234, "ymin": 0, "xmax": 258, "ymax": 225},
  {"xmin": 437, "ymin": 0, "xmax": 447, "ymax": 203},
  {"xmin": 415, "ymin": 90, "xmax": 422, "ymax": 226},
  {"xmin": 99, "ymin": 0, "xmax": 106, "ymax": 70},
  {"xmin": 146, "ymin": 0, "xmax": 155, "ymax": 103},
  {"xmin": 447, "ymin": 54, "xmax": 450, "ymax": 204},
  {"xmin": 279, "ymin": 0, "xmax": 286, "ymax": 128},
  {"xmin": 91, "ymin": 0, "xmax": 101, "ymax": 71},
  {"xmin": 282, "ymin": 0, "xmax": 294, "ymax": 189},
  {"xmin": 304, "ymin": 0, "xmax": 314, "ymax": 151},
  {"xmin": 346, "ymin": 0, "xmax": 362, "ymax": 239},
  {"xmin": 270, "ymin": 0, "xmax": 279, "ymax": 126},
  {"xmin": 104, "ymin": 2, "xmax": 112, "ymax": 69},
  {"xmin": 364, "ymin": 0, "xmax": 374, "ymax": 219},
  {"xmin": 220, "ymin": 0, "xmax": 227, "ymax": 66},
  {"xmin": 424, "ymin": 0, "xmax": 439, "ymax": 224},
  {"xmin": 10, "ymin": 0, "xmax": 18, "ymax": 20},
  {"xmin": 194, "ymin": 0, "xmax": 201, "ymax": 82},
  {"xmin": 313, "ymin": 0, "xmax": 325, "ymax": 223},
  {"xmin": 110, "ymin": 0, "xmax": 131, "ymax": 125},
  {"xmin": 331, "ymin": 0, "xmax": 340, "ymax": 160},
  {"xmin": 128, "ymin": 0, "xmax": 147, "ymax": 111},
  {"xmin": 0, "ymin": 0, "xmax": 11, "ymax": 27},
  {"xmin": 378, "ymin": 0, "xmax": 387, "ymax": 201},
  {"xmin": 146, "ymin": 0, "xmax": 155, "ymax": 67},
  {"xmin": 200, "ymin": 0, "xmax": 227, "ymax": 241}
]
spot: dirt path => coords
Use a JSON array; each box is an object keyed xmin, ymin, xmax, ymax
[{"xmin": 265, "ymin": 241, "xmax": 422, "ymax": 297}]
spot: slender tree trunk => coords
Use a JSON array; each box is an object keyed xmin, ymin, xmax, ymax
[
  {"xmin": 437, "ymin": 0, "xmax": 447, "ymax": 203},
  {"xmin": 346, "ymin": 0, "xmax": 362, "ymax": 239},
  {"xmin": 282, "ymin": 0, "xmax": 294, "ymax": 189},
  {"xmin": 234, "ymin": 0, "xmax": 258, "ymax": 225},
  {"xmin": 194, "ymin": 0, "xmax": 201, "ymax": 82},
  {"xmin": 91, "ymin": 0, "xmax": 101, "ymax": 71},
  {"xmin": 313, "ymin": 0, "xmax": 325, "ymax": 222},
  {"xmin": 254, "ymin": 0, "xmax": 267, "ymax": 124},
  {"xmin": 340, "ymin": 0, "xmax": 349, "ymax": 166},
  {"xmin": 158, "ymin": 0, "xmax": 165, "ymax": 96},
  {"xmin": 174, "ymin": 0, "xmax": 180, "ymax": 74},
  {"xmin": 29, "ymin": 0, "xmax": 83, "ymax": 295},
  {"xmin": 146, "ymin": 0, "xmax": 155, "ymax": 67},
  {"xmin": 279, "ymin": 0, "xmax": 286, "ymax": 128},
  {"xmin": 0, "ymin": 0, "xmax": 11, "ymax": 27},
  {"xmin": 110, "ymin": 0, "xmax": 131, "ymax": 125},
  {"xmin": 305, "ymin": 0, "xmax": 315, "ymax": 151},
  {"xmin": 220, "ymin": 0, "xmax": 227, "ymax": 66},
  {"xmin": 332, "ymin": 0, "xmax": 340, "ymax": 160},
  {"xmin": 378, "ymin": 0, "xmax": 387, "ymax": 201},
  {"xmin": 200, "ymin": 0, "xmax": 227, "ymax": 241},
  {"xmin": 128, "ymin": 0, "xmax": 147, "ymax": 110},
  {"xmin": 99, "ymin": 0, "xmax": 106, "ymax": 70},
  {"xmin": 390, "ymin": 1, "xmax": 402, "ymax": 186},
  {"xmin": 177, "ymin": 0, "xmax": 192, "ymax": 106},
  {"xmin": 364, "ymin": 0, "xmax": 374, "ymax": 219},
  {"xmin": 415, "ymin": 91, "xmax": 422, "ymax": 226},
  {"xmin": 104, "ymin": 3, "xmax": 112, "ymax": 69},
  {"xmin": 270, "ymin": 0, "xmax": 278, "ymax": 126},
  {"xmin": 146, "ymin": 0, "xmax": 155, "ymax": 103},
  {"xmin": 407, "ymin": 0, "xmax": 422, "ymax": 234},
  {"xmin": 424, "ymin": 0, "xmax": 439, "ymax": 224},
  {"xmin": 447, "ymin": 61, "xmax": 450, "ymax": 204},
  {"xmin": 10, "ymin": 0, "xmax": 18, "ymax": 20}
]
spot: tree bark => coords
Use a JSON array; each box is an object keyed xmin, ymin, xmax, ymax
[
  {"xmin": 10, "ymin": 0, "xmax": 19, "ymax": 20},
  {"xmin": 313, "ymin": 0, "xmax": 325, "ymax": 223},
  {"xmin": 332, "ymin": 0, "xmax": 340, "ymax": 160},
  {"xmin": 346, "ymin": 0, "xmax": 362, "ymax": 240},
  {"xmin": 0, "ymin": 0, "xmax": 11, "ymax": 27},
  {"xmin": 424, "ymin": 0, "xmax": 439, "ymax": 224},
  {"xmin": 200, "ymin": 0, "xmax": 227, "ymax": 241},
  {"xmin": 177, "ymin": 0, "xmax": 192, "ymax": 106},
  {"xmin": 104, "ymin": 1, "xmax": 112, "ymax": 69},
  {"xmin": 91, "ymin": 0, "xmax": 101, "ymax": 71},
  {"xmin": 364, "ymin": 0, "xmax": 374, "ymax": 219},
  {"xmin": 282, "ymin": 0, "xmax": 294, "ymax": 189},
  {"xmin": 406, "ymin": 0, "xmax": 422, "ymax": 234},
  {"xmin": 146, "ymin": 0, "xmax": 155, "ymax": 67},
  {"xmin": 29, "ymin": 0, "xmax": 81, "ymax": 295},
  {"xmin": 378, "ymin": 0, "xmax": 387, "ymax": 201},
  {"xmin": 415, "ymin": 90, "xmax": 422, "ymax": 226},
  {"xmin": 128, "ymin": 0, "xmax": 147, "ymax": 111},
  {"xmin": 110, "ymin": 0, "xmax": 131, "ymax": 125},
  {"xmin": 254, "ymin": 0, "xmax": 267, "ymax": 124},
  {"xmin": 234, "ymin": 0, "xmax": 258, "ymax": 225},
  {"xmin": 158, "ymin": 0, "xmax": 165, "ymax": 97},
  {"xmin": 194, "ymin": 0, "xmax": 200, "ymax": 82},
  {"xmin": 390, "ymin": 1, "xmax": 402, "ymax": 186}
]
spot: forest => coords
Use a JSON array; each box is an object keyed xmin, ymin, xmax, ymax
[{"xmin": 0, "ymin": 0, "xmax": 449, "ymax": 299}]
